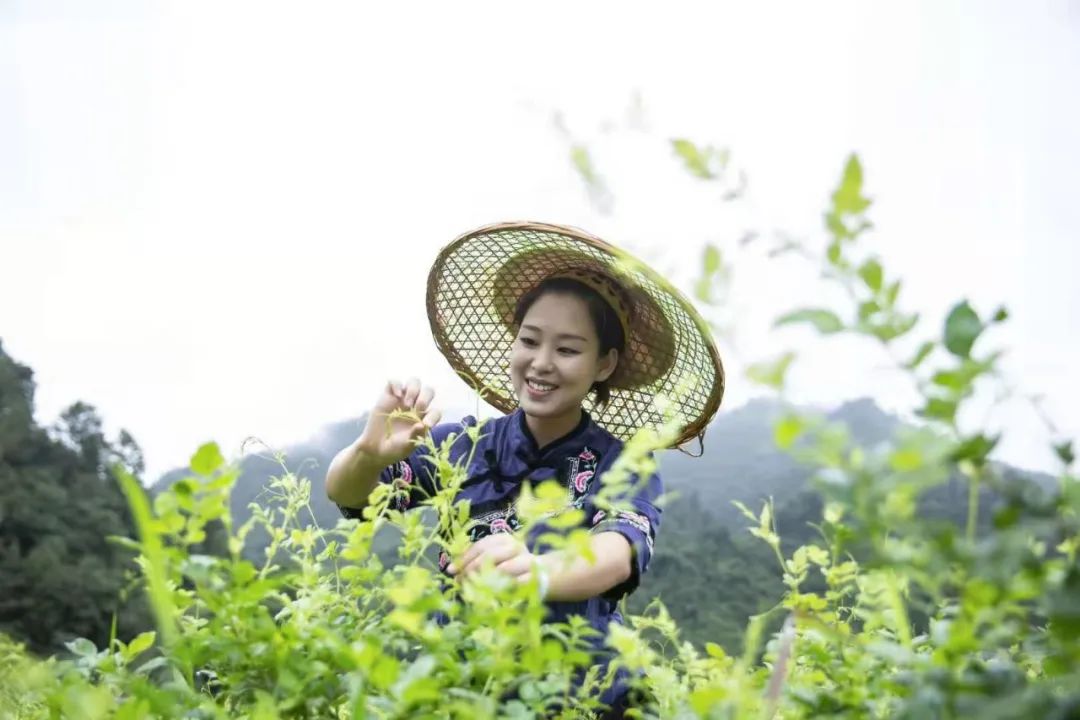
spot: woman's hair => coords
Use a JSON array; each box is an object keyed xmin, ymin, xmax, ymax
[{"xmin": 512, "ymin": 277, "xmax": 626, "ymax": 408}]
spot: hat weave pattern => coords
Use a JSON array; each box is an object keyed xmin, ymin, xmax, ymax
[{"xmin": 426, "ymin": 222, "xmax": 724, "ymax": 448}]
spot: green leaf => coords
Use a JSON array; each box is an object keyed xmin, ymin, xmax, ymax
[
  {"xmin": 774, "ymin": 414, "xmax": 806, "ymax": 450},
  {"xmin": 950, "ymin": 434, "xmax": 999, "ymax": 466},
  {"xmin": 858, "ymin": 258, "xmax": 883, "ymax": 292},
  {"xmin": 705, "ymin": 642, "xmax": 727, "ymax": 659},
  {"xmin": 370, "ymin": 655, "xmax": 400, "ymax": 690},
  {"xmin": 857, "ymin": 299, "xmax": 880, "ymax": 322},
  {"xmin": 397, "ymin": 655, "xmax": 439, "ymax": 704},
  {"xmin": 944, "ymin": 301, "xmax": 983, "ymax": 358},
  {"xmin": 124, "ymin": 631, "xmax": 156, "ymax": 661},
  {"xmin": 190, "ymin": 442, "xmax": 225, "ymax": 476},
  {"xmin": 66, "ymin": 638, "xmax": 97, "ymax": 657},
  {"xmin": 543, "ymin": 507, "xmax": 585, "ymax": 530},
  {"xmin": 992, "ymin": 306, "xmax": 1009, "ymax": 323},
  {"xmin": 117, "ymin": 468, "xmax": 179, "ymax": 648},
  {"xmin": 693, "ymin": 276, "xmax": 712, "ymax": 304},
  {"xmin": 906, "ymin": 342, "xmax": 935, "ymax": 369},
  {"xmin": 885, "ymin": 280, "xmax": 902, "ymax": 307},
  {"xmin": 689, "ymin": 687, "xmax": 727, "ymax": 715},
  {"xmin": 931, "ymin": 358, "xmax": 993, "ymax": 393},
  {"xmin": 805, "ymin": 545, "xmax": 830, "ymax": 566},
  {"xmin": 825, "ymin": 212, "xmax": 849, "ymax": 241},
  {"xmin": 831, "ymin": 154, "xmax": 872, "ymax": 216},
  {"xmin": 919, "ymin": 397, "xmax": 958, "ymax": 424},
  {"xmin": 520, "ymin": 680, "xmax": 542, "ymax": 702},
  {"xmin": 930, "ymin": 370, "xmax": 964, "ymax": 391},
  {"xmin": 890, "ymin": 448, "xmax": 924, "ymax": 472},
  {"xmin": 759, "ymin": 501, "xmax": 773, "ymax": 533},
  {"xmin": 570, "ymin": 145, "xmax": 596, "ymax": 183},
  {"xmin": 826, "ymin": 238, "xmax": 843, "ymax": 265},
  {"xmin": 732, "ymin": 500, "xmax": 757, "ymax": 523},
  {"xmin": 1054, "ymin": 441, "xmax": 1075, "ymax": 467},
  {"xmin": 870, "ymin": 312, "xmax": 919, "ymax": 342},
  {"xmin": 775, "ymin": 308, "xmax": 844, "ymax": 334},
  {"xmin": 703, "ymin": 243, "xmax": 722, "ymax": 276},
  {"xmin": 746, "ymin": 352, "xmax": 796, "ymax": 390},
  {"xmin": 672, "ymin": 138, "xmax": 714, "ymax": 179},
  {"xmin": 133, "ymin": 657, "xmax": 169, "ymax": 675}
]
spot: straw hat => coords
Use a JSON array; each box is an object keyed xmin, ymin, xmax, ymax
[{"xmin": 426, "ymin": 221, "xmax": 724, "ymax": 451}]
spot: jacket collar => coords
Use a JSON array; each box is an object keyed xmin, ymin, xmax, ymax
[
  {"xmin": 513, "ymin": 407, "xmax": 592, "ymax": 463},
  {"xmin": 465, "ymin": 408, "xmax": 594, "ymax": 492}
]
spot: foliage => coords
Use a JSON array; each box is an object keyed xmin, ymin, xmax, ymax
[{"xmin": 0, "ymin": 344, "xmax": 153, "ymax": 656}]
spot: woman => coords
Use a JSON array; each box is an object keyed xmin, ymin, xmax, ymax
[{"xmin": 326, "ymin": 222, "xmax": 725, "ymax": 717}]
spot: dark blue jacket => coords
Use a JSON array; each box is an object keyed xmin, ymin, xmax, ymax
[{"xmin": 340, "ymin": 408, "xmax": 663, "ymax": 707}]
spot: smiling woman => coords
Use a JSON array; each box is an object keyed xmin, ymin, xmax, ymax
[
  {"xmin": 510, "ymin": 279, "xmax": 623, "ymax": 447},
  {"xmin": 325, "ymin": 221, "xmax": 725, "ymax": 716}
]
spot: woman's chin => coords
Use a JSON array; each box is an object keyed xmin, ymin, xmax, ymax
[
  {"xmin": 520, "ymin": 398, "xmax": 553, "ymax": 416},
  {"xmin": 520, "ymin": 397, "xmax": 581, "ymax": 421},
  {"xmin": 515, "ymin": 383, "xmax": 583, "ymax": 418}
]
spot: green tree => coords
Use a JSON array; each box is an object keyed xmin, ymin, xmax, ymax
[{"xmin": 0, "ymin": 341, "xmax": 152, "ymax": 656}]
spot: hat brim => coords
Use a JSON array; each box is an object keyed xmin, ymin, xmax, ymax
[{"xmin": 426, "ymin": 221, "xmax": 725, "ymax": 449}]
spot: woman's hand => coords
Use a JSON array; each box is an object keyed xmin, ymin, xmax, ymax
[
  {"xmin": 356, "ymin": 378, "xmax": 441, "ymax": 467},
  {"xmin": 447, "ymin": 533, "xmax": 540, "ymax": 583}
]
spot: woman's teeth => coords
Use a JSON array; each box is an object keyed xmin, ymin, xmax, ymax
[{"xmin": 527, "ymin": 379, "xmax": 557, "ymax": 392}]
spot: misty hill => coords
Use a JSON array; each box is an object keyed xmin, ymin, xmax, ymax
[
  {"xmin": 152, "ymin": 396, "xmax": 1048, "ymax": 558},
  {"xmin": 152, "ymin": 398, "xmax": 887, "ymax": 532}
]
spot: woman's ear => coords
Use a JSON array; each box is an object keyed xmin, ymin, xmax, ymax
[{"xmin": 596, "ymin": 348, "xmax": 619, "ymax": 383}]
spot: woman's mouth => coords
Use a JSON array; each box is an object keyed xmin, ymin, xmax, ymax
[{"xmin": 526, "ymin": 378, "xmax": 558, "ymax": 397}]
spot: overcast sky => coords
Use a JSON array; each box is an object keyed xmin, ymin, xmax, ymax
[{"xmin": 3, "ymin": 0, "xmax": 1078, "ymax": 481}]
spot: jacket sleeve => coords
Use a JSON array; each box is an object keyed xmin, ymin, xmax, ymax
[{"xmin": 588, "ymin": 455, "xmax": 663, "ymax": 601}]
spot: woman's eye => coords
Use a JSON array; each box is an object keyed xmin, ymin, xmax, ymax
[
  {"xmin": 558, "ymin": 347, "xmax": 581, "ymax": 356},
  {"xmin": 519, "ymin": 337, "xmax": 538, "ymax": 347}
]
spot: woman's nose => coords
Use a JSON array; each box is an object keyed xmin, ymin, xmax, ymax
[{"xmin": 531, "ymin": 349, "xmax": 556, "ymax": 373}]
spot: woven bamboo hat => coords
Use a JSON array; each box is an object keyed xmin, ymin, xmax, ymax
[{"xmin": 426, "ymin": 221, "xmax": 725, "ymax": 451}]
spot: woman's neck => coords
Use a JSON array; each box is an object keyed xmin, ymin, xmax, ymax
[{"xmin": 525, "ymin": 407, "xmax": 583, "ymax": 450}]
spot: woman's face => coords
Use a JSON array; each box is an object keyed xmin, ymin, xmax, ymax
[{"xmin": 509, "ymin": 291, "xmax": 618, "ymax": 421}]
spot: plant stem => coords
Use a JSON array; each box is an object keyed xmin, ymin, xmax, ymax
[{"xmin": 966, "ymin": 467, "xmax": 981, "ymax": 543}]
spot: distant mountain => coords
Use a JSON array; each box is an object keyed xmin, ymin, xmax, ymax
[
  {"xmin": 152, "ymin": 396, "xmax": 1048, "ymax": 553},
  {"xmin": 654, "ymin": 396, "xmax": 902, "ymax": 528}
]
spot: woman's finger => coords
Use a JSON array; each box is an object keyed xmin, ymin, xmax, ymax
[
  {"xmin": 414, "ymin": 386, "xmax": 435, "ymax": 413},
  {"xmin": 448, "ymin": 538, "xmax": 485, "ymax": 574},
  {"xmin": 382, "ymin": 379, "xmax": 403, "ymax": 405},
  {"xmin": 464, "ymin": 542, "xmax": 521, "ymax": 577},
  {"xmin": 422, "ymin": 407, "xmax": 442, "ymax": 429},
  {"xmin": 402, "ymin": 377, "xmax": 421, "ymax": 408},
  {"xmin": 450, "ymin": 534, "xmax": 508, "ymax": 575},
  {"xmin": 495, "ymin": 554, "xmax": 533, "ymax": 577}
]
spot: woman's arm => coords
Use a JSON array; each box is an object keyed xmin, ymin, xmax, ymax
[
  {"xmin": 536, "ymin": 531, "xmax": 633, "ymax": 602},
  {"xmin": 325, "ymin": 378, "xmax": 441, "ymax": 508},
  {"xmin": 449, "ymin": 531, "xmax": 633, "ymax": 602},
  {"xmin": 325, "ymin": 439, "xmax": 387, "ymax": 508}
]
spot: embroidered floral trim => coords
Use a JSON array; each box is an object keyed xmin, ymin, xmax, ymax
[
  {"xmin": 594, "ymin": 510, "xmax": 655, "ymax": 554},
  {"xmin": 566, "ymin": 446, "xmax": 600, "ymax": 506},
  {"xmin": 573, "ymin": 470, "xmax": 594, "ymax": 494},
  {"xmin": 466, "ymin": 505, "xmax": 522, "ymax": 543},
  {"xmin": 616, "ymin": 511, "xmax": 651, "ymax": 534},
  {"xmin": 387, "ymin": 460, "xmax": 415, "ymax": 511}
]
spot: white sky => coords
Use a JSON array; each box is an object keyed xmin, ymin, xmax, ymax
[{"xmin": 2, "ymin": 1, "xmax": 1079, "ymax": 481}]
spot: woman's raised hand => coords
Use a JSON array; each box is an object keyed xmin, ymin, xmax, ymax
[{"xmin": 356, "ymin": 378, "xmax": 442, "ymax": 466}]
